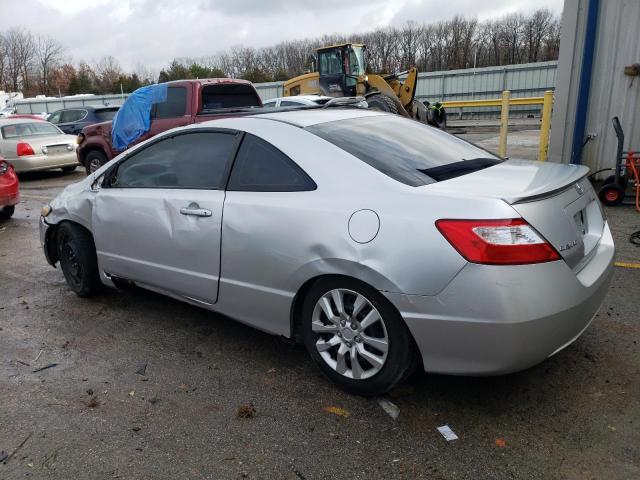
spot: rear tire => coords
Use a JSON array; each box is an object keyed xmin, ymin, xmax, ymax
[
  {"xmin": 602, "ymin": 174, "xmax": 628, "ymax": 191},
  {"xmin": 85, "ymin": 151, "xmax": 107, "ymax": 176},
  {"xmin": 366, "ymin": 94, "xmax": 399, "ymax": 115},
  {"xmin": 301, "ymin": 277, "xmax": 415, "ymax": 397},
  {"xmin": 0, "ymin": 205, "xmax": 15, "ymax": 220},
  {"xmin": 598, "ymin": 183, "xmax": 625, "ymax": 206},
  {"xmin": 56, "ymin": 222, "xmax": 102, "ymax": 297}
]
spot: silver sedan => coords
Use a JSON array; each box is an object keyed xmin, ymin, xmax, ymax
[
  {"xmin": 40, "ymin": 109, "xmax": 614, "ymax": 396},
  {"xmin": 0, "ymin": 118, "xmax": 79, "ymax": 173}
]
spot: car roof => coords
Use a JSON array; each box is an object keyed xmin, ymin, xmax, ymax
[
  {"xmin": 266, "ymin": 95, "xmax": 333, "ymax": 102},
  {"xmin": 245, "ymin": 108, "xmax": 386, "ymax": 127},
  {"xmin": 0, "ymin": 118, "xmax": 47, "ymax": 126},
  {"xmin": 52, "ymin": 105, "xmax": 118, "ymax": 112}
]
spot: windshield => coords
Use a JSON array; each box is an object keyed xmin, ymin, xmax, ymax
[
  {"xmin": 306, "ymin": 115, "xmax": 501, "ymax": 186},
  {"xmin": 1, "ymin": 122, "xmax": 62, "ymax": 139},
  {"xmin": 347, "ymin": 46, "xmax": 365, "ymax": 76}
]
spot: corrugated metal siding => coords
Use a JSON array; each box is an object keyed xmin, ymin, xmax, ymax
[
  {"xmin": 584, "ymin": 0, "xmax": 640, "ymax": 172},
  {"xmin": 550, "ymin": 0, "xmax": 640, "ymax": 170},
  {"xmin": 254, "ymin": 81, "xmax": 284, "ymax": 101},
  {"xmin": 14, "ymin": 94, "xmax": 127, "ymax": 114},
  {"xmin": 254, "ymin": 62, "xmax": 557, "ymax": 118}
]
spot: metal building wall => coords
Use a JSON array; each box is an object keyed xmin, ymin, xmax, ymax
[
  {"xmin": 254, "ymin": 81, "xmax": 284, "ymax": 101},
  {"xmin": 254, "ymin": 62, "xmax": 557, "ymax": 117},
  {"xmin": 14, "ymin": 94, "xmax": 128, "ymax": 114},
  {"xmin": 549, "ymin": 0, "xmax": 640, "ymax": 171}
]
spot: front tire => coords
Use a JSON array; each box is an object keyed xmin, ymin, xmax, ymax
[
  {"xmin": 85, "ymin": 150, "xmax": 107, "ymax": 175},
  {"xmin": 56, "ymin": 222, "xmax": 102, "ymax": 297},
  {"xmin": 301, "ymin": 277, "xmax": 415, "ymax": 396},
  {"xmin": 0, "ymin": 205, "xmax": 15, "ymax": 220},
  {"xmin": 366, "ymin": 93, "xmax": 399, "ymax": 114}
]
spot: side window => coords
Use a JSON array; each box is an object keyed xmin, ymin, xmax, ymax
[
  {"xmin": 319, "ymin": 49, "xmax": 343, "ymax": 75},
  {"xmin": 227, "ymin": 134, "xmax": 316, "ymax": 192},
  {"xmin": 152, "ymin": 87, "xmax": 187, "ymax": 119},
  {"xmin": 262, "ymin": 100, "xmax": 276, "ymax": 107},
  {"xmin": 61, "ymin": 110, "xmax": 85, "ymax": 123},
  {"xmin": 48, "ymin": 111, "xmax": 62, "ymax": 124},
  {"xmin": 113, "ymin": 131, "xmax": 236, "ymax": 189},
  {"xmin": 280, "ymin": 100, "xmax": 302, "ymax": 107}
]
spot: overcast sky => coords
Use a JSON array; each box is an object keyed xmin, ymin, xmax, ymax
[{"xmin": 0, "ymin": 0, "xmax": 564, "ymax": 73}]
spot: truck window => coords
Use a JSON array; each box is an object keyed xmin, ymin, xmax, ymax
[
  {"xmin": 200, "ymin": 84, "xmax": 261, "ymax": 111},
  {"xmin": 152, "ymin": 86, "xmax": 187, "ymax": 119}
]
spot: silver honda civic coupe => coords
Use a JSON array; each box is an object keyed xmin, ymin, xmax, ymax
[{"xmin": 40, "ymin": 109, "xmax": 614, "ymax": 396}]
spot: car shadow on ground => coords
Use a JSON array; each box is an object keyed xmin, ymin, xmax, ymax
[{"xmin": 79, "ymin": 281, "xmax": 605, "ymax": 427}]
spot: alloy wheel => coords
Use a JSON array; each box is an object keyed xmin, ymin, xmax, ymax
[
  {"xmin": 312, "ymin": 288, "xmax": 389, "ymax": 380},
  {"xmin": 89, "ymin": 158, "xmax": 102, "ymax": 173}
]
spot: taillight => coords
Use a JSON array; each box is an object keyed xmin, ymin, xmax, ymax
[
  {"xmin": 17, "ymin": 142, "xmax": 35, "ymax": 156},
  {"xmin": 435, "ymin": 218, "xmax": 561, "ymax": 265}
]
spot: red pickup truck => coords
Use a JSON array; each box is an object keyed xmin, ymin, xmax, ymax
[{"xmin": 76, "ymin": 78, "xmax": 263, "ymax": 174}]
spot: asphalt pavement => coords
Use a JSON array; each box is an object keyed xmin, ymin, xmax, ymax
[{"xmin": 1, "ymin": 164, "xmax": 639, "ymax": 480}]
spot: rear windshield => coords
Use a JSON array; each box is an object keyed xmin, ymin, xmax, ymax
[
  {"xmin": 306, "ymin": 115, "xmax": 501, "ymax": 186},
  {"xmin": 1, "ymin": 122, "xmax": 61, "ymax": 139},
  {"xmin": 94, "ymin": 108, "xmax": 119, "ymax": 122},
  {"xmin": 200, "ymin": 84, "xmax": 261, "ymax": 111}
]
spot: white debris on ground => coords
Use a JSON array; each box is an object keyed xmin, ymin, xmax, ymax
[
  {"xmin": 376, "ymin": 397, "xmax": 401, "ymax": 420},
  {"xmin": 437, "ymin": 425, "xmax": 459, "ymax": 441}
]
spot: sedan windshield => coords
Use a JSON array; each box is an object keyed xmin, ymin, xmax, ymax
[
  {"xmin": 306, "ymin": 115, "xmax": 501, "ymax": 186},
  {"xmin": 1, "ymin": 122, "xmax": 62, "ymax": 139}
]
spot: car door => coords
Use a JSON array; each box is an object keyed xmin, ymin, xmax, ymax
[
  {"xmin": 92, "ymin": 129, "xmax": 240, "ymax": 305},
  {"xmin": 218, "ymin": 133, "xmax": 318, "ymax": 333}
]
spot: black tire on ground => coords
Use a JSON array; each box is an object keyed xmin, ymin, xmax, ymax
[
  {"xmin": 61, "ymin": 165, "xmax": 77, "ymax": 172},
  {"xmin": 0, "ymin": 205, "xmax": 15, "ymax": 220},
  {"xmin": 56, "ymin": 222, "xmax": 102, "ymax": 297},
  {"xmin": 366, "ymin": 93, "xmax": 399, "ymax": 114},
  {"xmin": 601, "ymin": 174, "xmax": 628, "ymax": 191},
  {"xmin": 84, "ymin": 150, "xmax": 108, "ymax": 176},
  {"xmin": 598, "ymin": 183, "xmax": 625, "ymax": 206},
  {"xmin": 301, "ymin": 276, "xmax": 416, "ymax": 397}
]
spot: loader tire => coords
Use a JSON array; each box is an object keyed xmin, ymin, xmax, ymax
[{"xmin": 367, "ymin": 94, "xmax": 399, "ymax": 114}]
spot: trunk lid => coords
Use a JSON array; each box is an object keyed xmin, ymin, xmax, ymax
[{"xmin": 426, "ymin": 159, "xmax": 605, "ymax": 270}]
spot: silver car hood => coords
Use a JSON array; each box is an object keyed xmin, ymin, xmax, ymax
[{"xmin": 423, "ymin": 159, "xmax": 590, "ymax": 204}]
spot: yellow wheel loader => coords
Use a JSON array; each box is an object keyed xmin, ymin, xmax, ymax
[{"xmin": 283, "ymin": 43, "xmax": 446, "ymax": 129}]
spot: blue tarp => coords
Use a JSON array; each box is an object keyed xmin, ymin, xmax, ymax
[{"xmin": 111, "ymin": 83, "xmax": 168, "ymax": 151}]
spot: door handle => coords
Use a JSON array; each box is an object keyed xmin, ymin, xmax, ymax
[{"xmin": 180, "ymin": 202, "xmax": 212, "ymax": 217}]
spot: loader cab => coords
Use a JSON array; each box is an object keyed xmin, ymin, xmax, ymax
[{"xmin": 317, "ymin": 44, "xmax": 365, "ymax": 97}]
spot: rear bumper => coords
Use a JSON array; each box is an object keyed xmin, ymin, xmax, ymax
[
  {"xmin": 12, "ymin": 152, "xmax": 79, "ymax": 173},
  {"xmin": 384, "ymin": 222, "xmax": 615, "ymax": 375}
]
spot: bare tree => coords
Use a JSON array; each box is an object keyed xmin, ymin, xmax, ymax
[
  {"xmin": 36, "ymin": 35, "xmax": 64, "ymax": 95},
  {"xmin": 3, "ymin": 28, "xmax": 35, "ymax": 92}
]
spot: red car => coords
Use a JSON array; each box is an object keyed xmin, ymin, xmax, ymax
[{"xmin": 0, "ymin": 156, "xmax": 19, "ymax": 219}]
